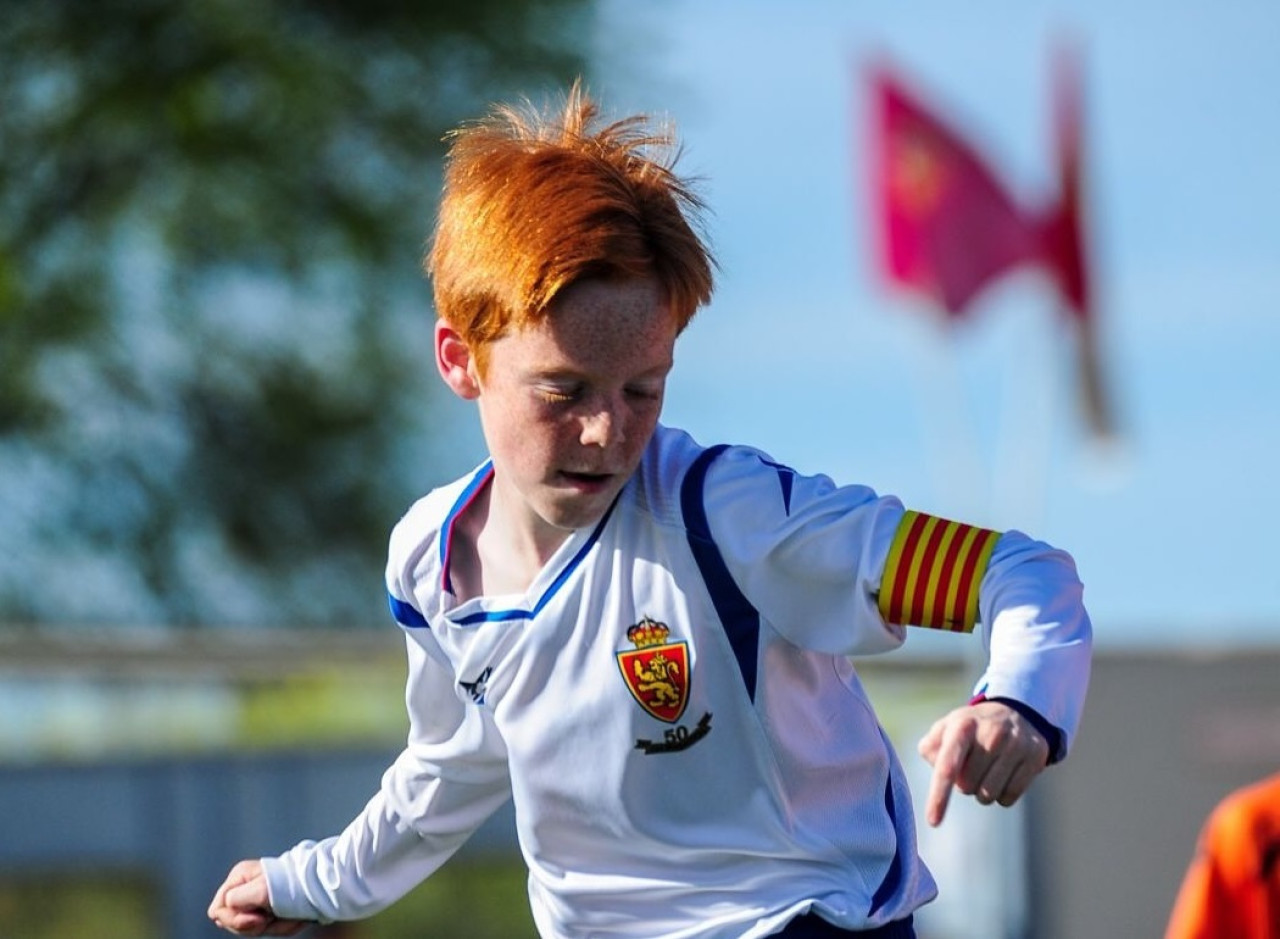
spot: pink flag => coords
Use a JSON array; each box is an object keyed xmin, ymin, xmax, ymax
[
  {"xmin": 870, "ymin": 51, "xmax": 1115, "ymax": 439},
  {"xmin": 872, "ymin": 64, "xmax": 1044, "ymax": 317}
]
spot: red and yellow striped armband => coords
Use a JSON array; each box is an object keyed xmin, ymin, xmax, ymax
[{"xmin": 877, "ymin": 510, "xmax": 1002, "ymax": 633}]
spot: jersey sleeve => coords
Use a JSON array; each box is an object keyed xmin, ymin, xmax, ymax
[
  {"xmin": 970, "ymin": 530, "xmax": 1092, "ymax": 760},
  {"xmin": 700, "ymin": 444, "xmax": 909, "ymax": 656},
  {"xmin": 261, "ymin": 632, "xmax": 512, "ymax": 923},
  {"xmin": 701, "ymin": 444, "xmax": 1092, "ymax": 759}
]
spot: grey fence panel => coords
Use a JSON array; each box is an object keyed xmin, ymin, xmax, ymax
[{"xmin": 0, "ymin": 750, "xmax": 519, "ymax": 939}]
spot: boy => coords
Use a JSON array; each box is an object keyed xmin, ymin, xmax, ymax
[{"xmin": 209, "ymin": 82, "xmax": 1091, "ymax": 938}]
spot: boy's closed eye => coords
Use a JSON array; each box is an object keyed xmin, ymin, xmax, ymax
[
  {"xmin": 537, "ymin": 385, "xmax": 580, "ymax": 404},
  {"xmin": 625, "ymin": 384, "xmax": 663, "ymax": 402},
  {"xmin": 534, "ymin": 383, "xmax": 662, "ymax": 406}
]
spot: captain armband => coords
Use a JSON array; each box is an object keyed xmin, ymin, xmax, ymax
[{"xmin": 877, "ymin": 510, "xmax": 1002, "ymax": 633}]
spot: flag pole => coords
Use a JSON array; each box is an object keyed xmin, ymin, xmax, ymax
[
  {"xmin": 1074, "ymin": 305, "xmax": 1116, "ymax": 443},
  {"xmin": 1048, "ymin": 36, "xmax": 1120, "ymax": 449},
  {"xmin": 914, "ymin": 315, "xmax": 990, "ymax": 524},
  {"xmin": 991, "ymin": 285, "xmax": 1057, "ymax": 531}
]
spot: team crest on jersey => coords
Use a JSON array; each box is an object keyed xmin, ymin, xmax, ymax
[{"xmin": 616, "ymin": 616, "xmax": 690, "ymax": 724}]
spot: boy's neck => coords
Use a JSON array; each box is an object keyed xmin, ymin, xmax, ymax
[{"xmin": 449, "ymin": 480, "xmax": 569, "ymax": 602}]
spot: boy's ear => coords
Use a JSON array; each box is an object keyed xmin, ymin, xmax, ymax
[{"xmin": 434, "ymin": 319, "xmax": 481, "ymax": 400}]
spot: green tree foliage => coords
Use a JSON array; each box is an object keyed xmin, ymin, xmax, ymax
[{"xmin": 0, "ymin": 0, "xmax": 591, "ymax": 627}]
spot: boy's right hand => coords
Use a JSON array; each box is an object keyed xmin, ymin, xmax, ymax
[{"xmin": 208, "ymin": 859, "xmax": 310, "ymax": 936}]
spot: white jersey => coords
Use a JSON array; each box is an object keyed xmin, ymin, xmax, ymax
[{"xmin": 262, "ymin": 424, "xmax": 1091, "ymax": 938}]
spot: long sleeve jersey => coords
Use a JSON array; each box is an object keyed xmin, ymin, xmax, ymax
[{"xmin": 262, "ymin": 424, "xmax": 1092, "ymax": 938}]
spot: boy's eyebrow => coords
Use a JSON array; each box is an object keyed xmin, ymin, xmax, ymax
[
  {"xmin": 527, "ymin": 366, "xmax": 585, "ymax": 382},
  {"xmin": 630, "ymin": 360, "xmax": 675, "ymax": 380}
]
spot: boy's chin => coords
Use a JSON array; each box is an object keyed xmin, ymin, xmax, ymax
[{"xmin": 539, "ymin": 491, "xmax": 616, "ymax": 532}]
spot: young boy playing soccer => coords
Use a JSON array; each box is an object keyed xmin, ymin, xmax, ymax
[{"xmin": 208, "ymin": 82, "xmax": 1091, "ymax": 939}]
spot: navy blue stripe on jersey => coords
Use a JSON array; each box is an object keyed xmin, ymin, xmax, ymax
[
  {"xmin": 867, "ymin": 774, "xmax": 905, "ymax": 916},
  {"xmin": 777, "ymin": 912, "xmax": 915, "ymax": 938},
  {"xmin": 681, "ymin": 444, "xmax": 761, "ymax": 701},
  {"xmin": 452, "ymin": 497, "xmax": 620, "ymax": 626},
  {"xmin": 440, "ymin": 461, "xmax": 495, "ymax": 596},
  {"xmin": 760, "ymin": 458, "xmax": 796, "ymax": 514},
  {"xmin": 388, "ymin": 594, "xmax": 429, "ymax": 629}
]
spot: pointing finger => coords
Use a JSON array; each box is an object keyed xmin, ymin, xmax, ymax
[{"xmin": 925, "ymin": 719, "xmax": 975, "ymax": 827}]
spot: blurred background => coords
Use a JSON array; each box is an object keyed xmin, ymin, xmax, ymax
[{"xmin": 2, "ymin": 1, "xmax": 1277, "ymax": 937}]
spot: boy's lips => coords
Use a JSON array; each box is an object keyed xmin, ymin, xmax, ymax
[{"xmin": 558, "ymin": 469, "xmax": 615, "ymax": 489}]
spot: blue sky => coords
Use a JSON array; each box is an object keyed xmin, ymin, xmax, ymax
[{"xmin": 582, "ymin": 0, "xmax": 1280, "ymax": 648}]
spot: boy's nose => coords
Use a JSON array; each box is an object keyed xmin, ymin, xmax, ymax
[{"xmin": 579, "ymin": 404, "xmax": 620, "ymax": 448}]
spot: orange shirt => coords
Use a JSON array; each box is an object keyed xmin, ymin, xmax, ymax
[{"xmin": 1166, "ymin": 772, "xmax": 1280, "ymax": 939}]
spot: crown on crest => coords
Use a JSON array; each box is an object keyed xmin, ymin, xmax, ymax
[{"xmin": 626, "ymin": 616, "xmax": 670, "ymax": 649}]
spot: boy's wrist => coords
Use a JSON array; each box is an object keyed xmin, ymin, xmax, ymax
[{"xmin": 969, "ymin": 693, "xmax": 1064, "ymax": 764}]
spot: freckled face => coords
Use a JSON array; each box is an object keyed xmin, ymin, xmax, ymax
[{"xmin": 475, "ymin": 276, "xmax": 677, "ymax": 543}]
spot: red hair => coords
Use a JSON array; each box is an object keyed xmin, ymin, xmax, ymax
[{"xmin": 426, "ymin": 81, "xmax": 715, "ymax": 373}]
